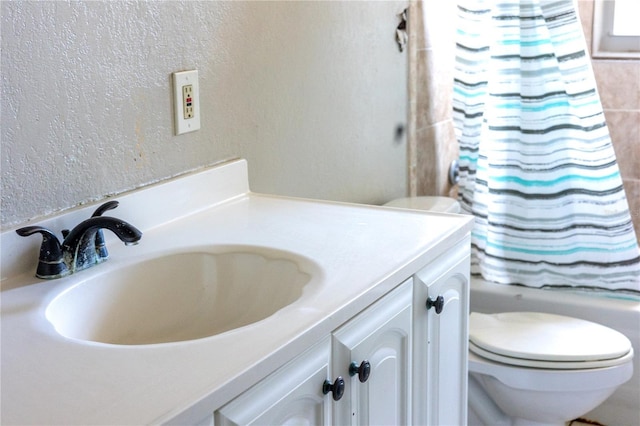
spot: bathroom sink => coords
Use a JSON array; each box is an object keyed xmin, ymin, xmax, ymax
[{"xmin": 46, "ymin": 247, "xmax": 316, "ymax": 345}]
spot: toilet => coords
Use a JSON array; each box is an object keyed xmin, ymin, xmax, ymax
[
  {"xmin": 383, "ymin": 196, "xmax": 461, "ymax": 214},
  {"xmin": 468, "ymin": 311, "xmax": 633, "ymax": 426},
  {"xmin": 384, "ymin": 196, "xmax": 635, "ymax": 426}
]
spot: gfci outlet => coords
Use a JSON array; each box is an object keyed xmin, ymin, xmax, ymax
[{"xmin": 172, "ymin": 70, "xmax": 201, "ymax": 135}]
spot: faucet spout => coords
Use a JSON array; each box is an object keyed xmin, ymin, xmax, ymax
[
  {"xmin": 62, "ymin": 216, "xmax": 142, "ymax": 273},
  {"xmin": 17, "ymin": 201, "xmax": 142, "ymax": 279}
]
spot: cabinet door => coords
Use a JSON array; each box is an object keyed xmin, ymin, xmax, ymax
[
  {"xmin": 413, "ymin": 240, "xmax": 470, "ymax": 426},
  {"xmin": 332, "ymin": 280, "xmax": 412, "ymax": 426},
  {"xmin": 215, "ymin": 336, "xmax": 331, "ymax": 426}
]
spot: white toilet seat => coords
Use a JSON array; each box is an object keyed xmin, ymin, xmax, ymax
[
  {"xmin": 469, "ymin": 312, "xmax": 633, "ymax": 369},
  {"xmin": 469, "ymin": 340, "xmax": 634, "ymax": 369}
]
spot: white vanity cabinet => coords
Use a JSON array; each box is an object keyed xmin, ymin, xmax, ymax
[
  {"xmin": 412, "ymin": 239, "xmax": 470, "ymax": 426},
  {"xmin": 216, "ymin": 239, "xmax": 469, "ymax": 426}
]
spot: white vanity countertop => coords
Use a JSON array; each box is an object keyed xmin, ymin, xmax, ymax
[{"xmin": 0, "ymin": 159, "xmax": 473, "ymax": 425}]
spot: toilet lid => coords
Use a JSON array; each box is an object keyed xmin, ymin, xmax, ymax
[{"xmin": 469, "ymin": 312, "xmax": 632, "ymax": 364}]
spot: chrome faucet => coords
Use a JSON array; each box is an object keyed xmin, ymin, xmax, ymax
[{"xmin": 16, "ymin": 201, "xmax": 142, "ymax": 279}]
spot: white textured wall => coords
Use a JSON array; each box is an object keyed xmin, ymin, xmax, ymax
[{"xmin": 1, "ymin": 0, "xmax": 408, "ymax": 229}]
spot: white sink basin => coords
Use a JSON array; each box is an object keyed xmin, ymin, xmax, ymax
[{"xmin": 46, "ymin": 247, "xmax": 317, "ymax": 345}]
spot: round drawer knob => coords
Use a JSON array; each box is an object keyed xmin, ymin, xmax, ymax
[
  {"xmin": 349, "ymin": 360, "xmax": 371, "ymax": 383},
  {"xmin": 426, "ymin": 295, "xmax": 445, "ymax": 314},
  {"xmin": 322, "ymin": 376, "xmax": 345, "ymax": 401}
]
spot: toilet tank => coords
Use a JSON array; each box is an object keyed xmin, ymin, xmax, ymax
[{"xmin": 384, "ymin": 196, "xmax": 461, "ymax": 214}]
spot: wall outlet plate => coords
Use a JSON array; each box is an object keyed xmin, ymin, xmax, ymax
[{"xmin": 172, "ymin": 70, "xmax": 201, "ymax": 135}]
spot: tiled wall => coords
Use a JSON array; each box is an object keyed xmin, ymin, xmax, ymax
[
  {"xmin": 408, "ymin": 0, "xmax": 459, "ymax": 198},
  {"xmin": 411, "ymin": 0, "xmax": 640, "ymax": 243}
]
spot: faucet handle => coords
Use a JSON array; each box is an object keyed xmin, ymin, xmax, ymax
[
  {"xmin": 92, "ymin": 200, "xmax": 119, "ymax": 217},
  {"xmin": 91, "ymin": 200, "xmax": 120, "ymax": 260},
  {"xmin": 16, "ymin": 226, "xmax": 69, "ymax": 279}
]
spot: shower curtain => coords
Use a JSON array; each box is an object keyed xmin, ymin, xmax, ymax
[{"xmin": 453, "ymin": 0, "xmax": 640, "ymax": 292}]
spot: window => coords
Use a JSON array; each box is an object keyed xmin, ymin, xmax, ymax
[{"xmin": 592, "ymin": 0, "xmax": 640, "ymax": 58}]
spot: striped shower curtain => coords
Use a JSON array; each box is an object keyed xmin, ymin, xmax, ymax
[{"xmin": 453, "ymin": 0, "xmax": 640, "ymax": 292}]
